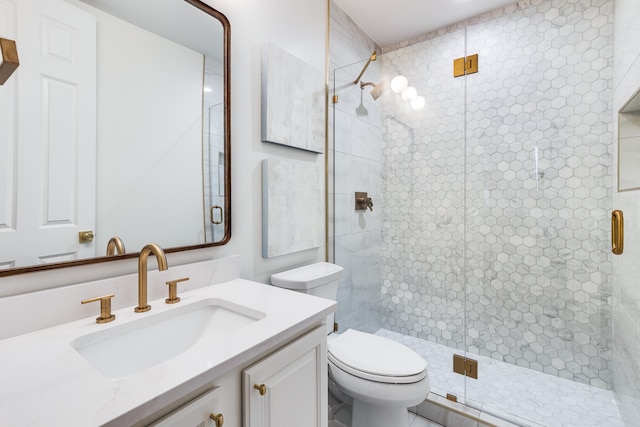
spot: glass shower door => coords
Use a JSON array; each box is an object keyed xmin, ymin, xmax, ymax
[
  {"xmin": 462, "ymin": 4, "xmax": 614, "ymax": 426},
  {"xmin": 330, "ymin": 58, "xmax": 384, "ymax": 338}
]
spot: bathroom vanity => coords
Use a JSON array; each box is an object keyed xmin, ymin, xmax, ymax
[{"xmin": 0, "ymin": 273, "xmax": 335, "ymax": 426}]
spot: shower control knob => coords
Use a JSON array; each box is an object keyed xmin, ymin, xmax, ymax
[{"xmin": 365, "ymin": 197, "xmax": 373, "ymax": 211}]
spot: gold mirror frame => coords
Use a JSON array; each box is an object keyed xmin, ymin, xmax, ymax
[{"xmin": 0, "ymin": 0, "xmax": 231, "ymax": 278}]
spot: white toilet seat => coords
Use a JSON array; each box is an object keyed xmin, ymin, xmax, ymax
[{"xmin": 327, "ymin": 329, "xmax": 427, "ymax": 384}]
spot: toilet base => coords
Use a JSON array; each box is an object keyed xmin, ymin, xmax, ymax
[{"xmin": 351, "ymin": 400, "xmax": 411, "ymax": 427}]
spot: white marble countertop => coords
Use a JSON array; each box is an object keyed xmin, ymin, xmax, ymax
[{"xmin": 0, "ymin": 279, "xmax": 336, "ymax": 426}]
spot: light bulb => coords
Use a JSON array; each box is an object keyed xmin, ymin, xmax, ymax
[
  {"xmin": 411, "ymin": 96, "xmax": 425, "ymax": 110},
  {"xmin": 401, "ymin": 86, "xmax": 417, "ymax": 102},
  {"xmin": 390, "ymin": 75, "xmax": 408, "ymax": 93}
]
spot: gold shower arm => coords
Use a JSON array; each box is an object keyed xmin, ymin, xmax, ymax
[{"xmin": 353, "ymin": 51, "xmax": 377, "ymax": 85}]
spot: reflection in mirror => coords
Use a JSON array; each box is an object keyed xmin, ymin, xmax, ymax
[
  {"xmin": 619, "ymin": 88, "xmax": 640, "ymax": 191},
  {"xmin": 0, "ymin": 0, "xmax": 230, "ymax": 275}
]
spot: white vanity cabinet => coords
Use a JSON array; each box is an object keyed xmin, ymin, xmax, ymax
[
  {"xmin": 140, "ymin": 325, "xmax": 327, "ymax": 427},
  {"xmin": 0, "ymin": 278, "xmax": 336, "ymax": 426},
  {"xmin": 242, "ymin": 325, "xmax": 327, "ymax": 427}
]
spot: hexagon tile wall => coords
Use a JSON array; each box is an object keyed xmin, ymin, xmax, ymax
[{"xmin": 380, "ymin": 0, "xmax": 614, "ymax": 388}]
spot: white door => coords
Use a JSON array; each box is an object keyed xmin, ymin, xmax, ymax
[{"xmin": 0, "ymin": 0, "xmax": 96, "ymax": 268}]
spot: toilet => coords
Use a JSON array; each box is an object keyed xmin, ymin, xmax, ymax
[{"xmin": 271, "ymin": 262, "xmax": 430, "ymax": 427}]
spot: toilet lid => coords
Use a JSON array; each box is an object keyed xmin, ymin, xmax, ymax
[{"xmin": 327, "ymin": 329, "xmax": 427, "ymax": 383}]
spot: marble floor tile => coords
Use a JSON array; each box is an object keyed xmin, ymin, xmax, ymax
[
  {"xmin": 377, "ymin": 329, "xmax": 624, "ymax": 427},
  {"xmin": 410, "ymin": 412, "xmax": 445, "ymax": 427}
]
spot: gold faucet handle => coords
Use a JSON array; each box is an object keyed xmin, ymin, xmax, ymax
[
  {"xmin": 165, "ymin": 277, "xmax": 189, "ymax": 304},
  {"xmin": 81, "ymin": 294, "xmax": 116, "ymax": 323}
]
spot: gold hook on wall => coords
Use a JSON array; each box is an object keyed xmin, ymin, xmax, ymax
[
  {"xmin": 0, "ymin": 38, "xmax": 19, "ymax": 85},
  {"xmin": 612, "ymin": 210, "xmax": 624, "ymax": 255}
]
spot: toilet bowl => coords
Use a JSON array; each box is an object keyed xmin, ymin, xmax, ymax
[{"xmin": 271, "ymin": 262, "xmax": 430, "ymax": 427}]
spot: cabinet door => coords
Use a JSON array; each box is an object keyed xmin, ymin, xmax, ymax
[
  {"xmin": 149, "ymin": 387, "xmax": 225, "ymax": 427},
  {"xmin": 243, "ymin": 325, "xmax": 327, "ymax": 427}
]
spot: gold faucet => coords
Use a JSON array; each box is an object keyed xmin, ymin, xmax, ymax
[
  {"xmin": 106, "ymin": 236, "xmax": 126, "ymax": 256},
  {"xmin": 135, "ymin": 243, "xmax": 168, "ymax": 312}
]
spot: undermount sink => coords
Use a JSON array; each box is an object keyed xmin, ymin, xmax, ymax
[{"xmin": 71, "ymin": 298, "xmax": 266, "ymax": 378}]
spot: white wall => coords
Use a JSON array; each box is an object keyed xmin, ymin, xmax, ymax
[
  {"xmin": 0, "ymin": 0, "xmax": 327, "ymax": 295},
  {"xmin": 201, "ymin": 0, "xmax": 328, "ymax": 283},
  {"xmin": 611, "ymin": 0, "xmax": 640, "ymax": 424}
]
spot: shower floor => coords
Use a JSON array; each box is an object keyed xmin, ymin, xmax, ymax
[{"xmin": 376, "ymin": 329, "xmax": 624, "ymax": 427}]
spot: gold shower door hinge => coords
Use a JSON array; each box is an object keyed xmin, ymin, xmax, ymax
[
  {"xmin": 332, "ymin": 94, "xmax": 339, "ymax": 104},
  {"xmin": 453, "ymin": 354, "xmax": 478, "ymax": 379},
  {"xmin": 453, "ymin": 54, "xmax": 478, "ymax": 77}
]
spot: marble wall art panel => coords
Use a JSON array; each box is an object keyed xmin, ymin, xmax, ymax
[
  {"xmin": 262, "ymin": 159, "xmax": 323, "ymax": 258},
  {"xmin": 261, "ymin": 42, "xmax": 324, "ymax": 153}
]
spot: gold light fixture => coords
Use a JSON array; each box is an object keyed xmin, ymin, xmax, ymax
[{"xmin": 0, "ymin": 38, "xmax": 19, "ymax": 85}]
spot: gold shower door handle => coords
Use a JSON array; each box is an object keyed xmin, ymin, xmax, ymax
[{"xmin": 612, "ymin": 210, "xmax": 624, "ymax": 255}]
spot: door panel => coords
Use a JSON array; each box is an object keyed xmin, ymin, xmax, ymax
[{"xmin": 0, "ymin": 0, "xmax": 96, "ymax": 267}]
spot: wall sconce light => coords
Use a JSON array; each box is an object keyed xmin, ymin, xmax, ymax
[
  {"xmin": 0, "ymin": 38, "xmax": 20, "ymax": 86},
  {"xmin": 391, "ymin": 74, "xmax": 426, "ymax": 110},
  {"xmin": 401, "ymin": 86, "xmax": 417, "ymax": 102},
  {"xmin": 391, "ymin": 75, "xmax": 408, "ymax": 93},
  {"xmin": 411, "ymin": 96, "xmax": 425, "ymax": 110}
]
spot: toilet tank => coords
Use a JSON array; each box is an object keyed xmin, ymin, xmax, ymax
[
  {"xmin": 271, "ymin": 262, "xmax": 343, "ymax": 334},
  {"xmin": 271, "ymin": 262, "xmax": 343, "ymax": 299}
]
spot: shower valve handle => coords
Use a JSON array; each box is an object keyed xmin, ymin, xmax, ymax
[{"xmin": 355, "ymin": 192, "xmax": 373, "ymax": 211}]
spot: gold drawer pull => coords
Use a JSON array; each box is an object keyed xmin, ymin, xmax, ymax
[
  {"xmin": 254, "ymin": 383, "xmax": 267, "ymax": 396},
  {"xmin": 612, "ymin": 210, "xmax": 624, "ymax": 255},
  {"xmin": 209, "ymin": 413, "xmax": 224, "ymax": 427}
]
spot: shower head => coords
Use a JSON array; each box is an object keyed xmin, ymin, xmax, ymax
[{"xmin": 360, "ymin": 80, "xmax": 388, "ymax": 100}]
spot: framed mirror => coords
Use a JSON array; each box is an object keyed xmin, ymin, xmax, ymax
[{"xmin": 0, "ymin": 0, "xmax": 230, "ymax": 276}]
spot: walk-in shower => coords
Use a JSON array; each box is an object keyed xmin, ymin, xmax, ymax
[{"xmin": 330, "ymin": 1, "xmax": 621, "ymax": 426}]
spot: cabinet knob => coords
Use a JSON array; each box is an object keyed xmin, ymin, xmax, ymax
[
  {"xmin": 253, "ymin": 383, "xmax": 267, "ymax": 396},
  {"xmin": 209, "ymin": 413, "xmax": 224, "ymax": 427}
]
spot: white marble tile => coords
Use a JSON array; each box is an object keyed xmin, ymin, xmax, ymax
[
  {"xmin": 380, "ymin": 0, "xmax": 614, "ymax": 388},
  {"xmin": 410, "ymin": 413, "xmax": 444, "ymax": 427},
  {"xmin": 329, "ymin": 1, "xmax": 378, "ymax": 70},
  {"xmin": 329, "ymin": 0, "xmax": 382, "ymax": 337},
  {"xmin": 334, "ymin": 152, "xmax": 371, "ymax": 196},
  {"xmin": 378, "ymin": 329, "xmax": 624, "ymax": 427}
]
